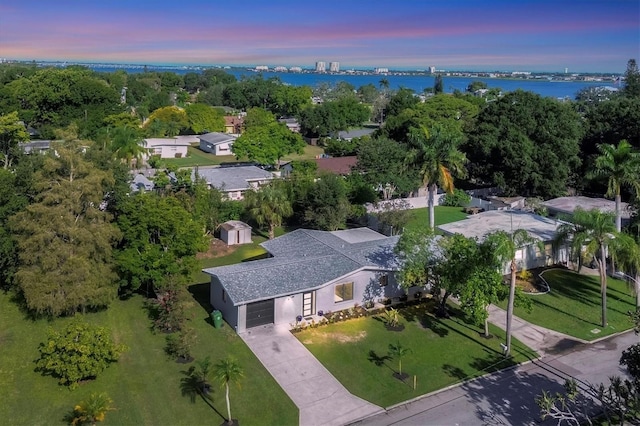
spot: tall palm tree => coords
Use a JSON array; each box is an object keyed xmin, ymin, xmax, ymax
[
  {"xmin": 555, "ymin": 208, "xmax": 634, "ymax": 327},
  {"xmin": 614, "ymin": 235, "xmax": 640, "ymax": 308},
  {"xmin": 244, "ymin": 184, "xmax": 293, "ymax": 239},
  {"xmin": 588, "ymin": 140, "xmax": 640, "ymax": 232},
  {"xmin": 486, "ymin": 228, "xmax": 537, "ymax": 357},
  {"xmin": 111, "ymin": 125, "xmax": 146, "ymax": 168},
  {"xmin": 406, "ymin": 125, "xmax": 467, "ymax": 230},
  {"xmin": 213, "ymin": 356, "xmax": 244, "ymax": 425}
]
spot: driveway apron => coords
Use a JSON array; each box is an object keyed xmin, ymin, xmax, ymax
[{"xmin": 240, "ymin": 324, "xmax": 383, "ymax": 426}]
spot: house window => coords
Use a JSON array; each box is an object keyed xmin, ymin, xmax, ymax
[
  {"xmin": 515, "ymin": 249, "xmax": 524, "ymax": 260},
  {"xmin": 222, "ymin": 289, "xmax": 226, "ymax": 303},
  {"xmin": 334, "ymin": 282, "xmax": 353, "ymax": 303},
  {"xmin": 379, "ymin": 274, "xmax": 388, "ymax": 286}
]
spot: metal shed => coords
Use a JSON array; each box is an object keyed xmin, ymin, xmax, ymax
[{"xmin": 220, "ymin": 220, "xmax": 252, "ymax": 245}]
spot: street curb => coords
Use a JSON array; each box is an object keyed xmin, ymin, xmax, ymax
[{"xmin": 348, "ymin": 356, "xmax": 542, "ymax": 425}]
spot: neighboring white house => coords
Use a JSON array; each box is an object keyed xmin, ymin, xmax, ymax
[
  {"xmin": 541, "ymin": 196, "xmax": 632, "ymax": 227},
  {"xmin": 204, "ymin": 228, "xmax": 428, "ymax": 332},
  {"xmin": 143, "ymin": 136, "xmax": 197, "ymax": 160},
  {"xmin": 437, "ymin": 210, "xmax": 568, "ymax": 273},
  {"xmin": 198, "ymin": 132, "xmax": 238, "ymax": 156},
  {"xmin": 192, "ymin": 165, "xmax": 274, "ymax": 200}
]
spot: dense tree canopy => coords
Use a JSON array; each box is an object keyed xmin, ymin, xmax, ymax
[
  {"xmin": 466, "ymin": 90, "xmax": 583, "ymax": 198},
  {"xmin": 299, "ymin": 98, "xmax": 369, "ymax": 138},
  {"xmin": 185, "ymin": 103, "xmax": 225, "ymax": 134},
  {"xmin": 232, "ymin": 108, "xmax": 305, "ymax": 168},
  {"xmin": 9, "ymin": 140, "xmax": 121, "ymax": 316},
  {"xmin": 115, "ymin": 192, "xmax": 206, "ymax": 294}
]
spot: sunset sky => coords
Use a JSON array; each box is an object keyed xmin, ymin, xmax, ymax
[{"xmin": 1, "ymin": 0, "xmax": 638, "ymax": 72}]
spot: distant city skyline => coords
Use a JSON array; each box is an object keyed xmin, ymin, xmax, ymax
[{"xmin": 1, "ymin": 0, "xmax": 638, "ymax": 73}]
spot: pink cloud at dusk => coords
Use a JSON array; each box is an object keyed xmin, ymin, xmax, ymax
[{"xmin": 0, "ymin": 0, "xmax": 637, "ymax": 72}]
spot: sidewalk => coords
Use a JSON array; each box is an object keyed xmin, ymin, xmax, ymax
[
  {"xmin": 240, "ymin": 324, "xmax": 383, "ymax": 426},
  {"xmin": 486, "ymin": 304, "xmax": 586, "ymax": 356}
]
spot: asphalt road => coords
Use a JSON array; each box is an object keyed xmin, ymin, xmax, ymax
[{"xmin": 353, "ymin": 331, "xmax": 636, "ymax": 426}]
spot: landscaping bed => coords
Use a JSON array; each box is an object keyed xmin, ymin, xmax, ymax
[{"xmin": 295, "ymin": 300, "xmax": 537, "ymax": 407}]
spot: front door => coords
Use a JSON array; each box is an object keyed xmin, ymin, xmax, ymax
[{"xmin": 302, "ymin": 291, "xmax": 315, "ymax": 316}]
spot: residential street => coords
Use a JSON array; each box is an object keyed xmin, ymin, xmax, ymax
[{"xmin": 353, "ymin": 330, "xmax": 636, "ymax": 426}]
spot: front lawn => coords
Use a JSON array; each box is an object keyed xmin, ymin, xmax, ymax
[
  {"xmin": 0, "ymin": 288, "xmax": 297, "ymax": 425},
  {"xmin": 296, "ymin": 302, "xmax": 537, "ymax": 407},
  {"xmin": 163, "ymin": 144, "xmax": 326, "ymax": 168},
  {"xmin": 500, "ymin": 268, "xmax": 635, "ymax": 341},
  {"xmin": 404, "ymin": 206, "xmax": 469, "ymax": 232}
]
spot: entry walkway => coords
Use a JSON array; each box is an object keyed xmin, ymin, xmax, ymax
[
  {"xmin": 487, "ymin": 304, "xmax": 586, "ymax": 355},
  {"xmin": 240, "ymin": 324, "xmax": 383, "ymax": 426}
]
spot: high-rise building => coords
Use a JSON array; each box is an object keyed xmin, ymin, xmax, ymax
[
  {"xmin": 429, "ymin": 66, "xmax": 436, "ymax": 74},
  {"xmin": 315, "ymin": 61, "xmax": 326, "ymax": 72},
  {"xmin": 329, "ymin": 61, "xmax": 340, "ymax": 72}
]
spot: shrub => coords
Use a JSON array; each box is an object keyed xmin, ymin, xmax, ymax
[
  {"xmin": 440, "ymin": 189, "xmax": 471, "ymax": 207},
  {"xmin": 70, "ymin": 393, "xmax": 114, "ymax": 425},
  {"xmin": 620, "ymin": 344, "xmax": 640, "ymax": 380},
  {"xmin": 518, "ymin": 268, "xmax": 533, "ymax": 282},
  {"xmin": 165, "ymin": 325, "xmax": 197, "ymax": 361},
  {"xmin": 381, "ymin": 308, "xmax": 400, "ymax": 327},
  {"xmin": 36, "ymin": 321, "xmax": 125, "ymax": 388}
]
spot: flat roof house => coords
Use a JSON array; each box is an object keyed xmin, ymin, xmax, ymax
[
  {"xmin": 198, "ymin": 132, "xmax": 238, "ymax": 156},
  {"xmin": 143, "ymin": 136, "xmax": 196, "ymax": 160},
  {"xmin": 192, "ymin": 165, "xmax": 274, "ymax": 200},
  {"xmin": 541, "ymin": 196, "xmax": 632, "ymax": 227},
  {"xmin": 204, "ymin": 228, "xmax": 423, "ymax": 332},
  {"xmin": 438, "ymin": 210, "xmax": 568, "ymax": 273}
]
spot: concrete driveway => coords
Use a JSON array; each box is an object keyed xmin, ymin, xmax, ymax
[{"xmin": 240, "ymin": 324, "xmax": 383, "ymax": 426}]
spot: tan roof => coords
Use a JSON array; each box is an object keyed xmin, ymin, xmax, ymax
[{"xmin": 314, "ymin": 156, "xmax": 357, "ymax": 175}]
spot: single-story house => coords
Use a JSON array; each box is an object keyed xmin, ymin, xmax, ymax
[
  {"xmin": 224, "ymin": 116, "xmax": 244, "ymax": 134},
  {"xmin": 314, "ymin": 156, "xmax": 358, "ymax": 175},
  {"xmin": 278, "ymin": 117, "xmax": 300, "ymax": 133},
  {"xmin": 129, "ymin": 173, "xmax": 155, "ymax": 193},
  {"xmin": 198, "ymin": 132, "xmax": 238, "ymax": 156},
  {"xmin": 19, "ymin": 140, "xmax": 53, "ymax": 154},
  {"xmin": 143, "ymin": 136, "xmax": 196, "ymax": 160},
  {"xmin": 437, "ymin": 210, "xmax": 568, "ymax": 273},
  {"xmin": 541, "ymin": 196, "xmax": 631, "ymax": 227},
  {"xmin": 192, "ymin": 165, "xmax": 274, "ymax": 200},
  {"xmin": 204, "ymin": 227, "xmax": 424, "ymax": 332},
  {"xmin": 220, "ymin": 220, "xmax": 252, "ymax": 245}
]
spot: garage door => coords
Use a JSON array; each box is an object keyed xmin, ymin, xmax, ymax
[{"xmin": 246, "ymin": 299, "xmax": 274, "ymax": 328}]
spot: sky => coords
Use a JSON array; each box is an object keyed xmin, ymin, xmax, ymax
[{"xmin": 1, "ymin": 0, "xmax": 638, "ymax": 73}]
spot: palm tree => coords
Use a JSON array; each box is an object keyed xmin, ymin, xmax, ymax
[
  {"xmin": 405, "ymin": 125, "xmax": 467, "ymax": 230},
  {"xmin": 388, "ymin": 341, "xmax": 411, "ymax": 376},
  {"xmin": 111, "ymin": 125, "xmax": 146, "ymax": 168},
  {"xmin": 379, "ymin": 78, "xmax": 390, "ymax": 91},
  {"xmin": 555, "ymin": 207, "xmax": 635, "ymax": 327},
  {"xmin": 614, "ymin": 235, "xmax": 640, "ymax": 308},
  {"xmin": 180, "ymin": 357, "xmax": 214, "ymax": 403},
  {"xmin": 587, "ymin": 140, "xmax": 640, "ymax": 232},
  {"xmin": 244, "ymin": 184, "xmax": 293, "ymax": 239},
  {"xmin": 486, "ymin": 228, "xmax": 537, "ymax": 357},
  {"xmin": 213, "ymin": 356, "xmax": 244, "ymax": 425}
]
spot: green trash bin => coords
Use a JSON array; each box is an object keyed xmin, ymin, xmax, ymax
[{"xmin": 211, "ymin": 310, "xmax": 223, "ymax": 329}]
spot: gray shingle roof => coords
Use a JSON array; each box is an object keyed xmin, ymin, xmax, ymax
[
  {"xmin": 192, "ymin": 166, "xmax": 274, "ymax": 192},
  {"xmin": 198, "ymin": 132, "xmax": 237, "ymax": 145},
  {"xmin": 203, "ymin": 228, "xmax": 400, "ymax": 305}
]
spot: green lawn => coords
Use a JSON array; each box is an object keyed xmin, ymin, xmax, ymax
[
  {"xmin": 404, "ymin": 206, "xmax": 469, "ymax": 232},
  {"xmin": 296, "ymin": 302, "xmax": 537, "ymax": 407},
  {"xmin": 163, "ymin": 144, "xmax": 325, "ymax": 168},
  {"xmin": 499, "ymin": 268, "xmax": 635, "ymax": 341},
  {"xmin": 0, "ymin": 288, "xmax": 297, "ymax": 425}
]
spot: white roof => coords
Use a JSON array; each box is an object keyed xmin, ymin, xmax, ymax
[
  {"xmin": 144, "ymin": 138, "xmax": 191, "ymax": 147},
  {"xmin": 542, "ymin": 196, "xmax": 631, "ymax": 220},
  {"xmin": 438, "ymin": 210, "xmax": 560, "ymax": 242}
]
